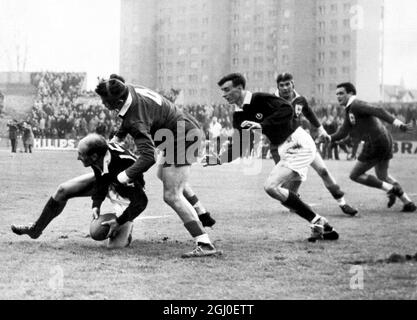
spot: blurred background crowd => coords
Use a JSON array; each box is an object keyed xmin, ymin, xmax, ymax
[{"xmin": 5, "ymin": 72, "xmax": 417, "ymax": 159}]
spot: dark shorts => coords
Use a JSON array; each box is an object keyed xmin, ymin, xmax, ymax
[
  {"xmin": 270, "ymin": 144, "xmax": 280, "ymax": 164},
  {"xmin": 358, "ymin": 136, "xmax": 393, "ymax": 163},
  {"xmin": 160, "ymin": 116, "xmax": 205, "ymax": 167}
]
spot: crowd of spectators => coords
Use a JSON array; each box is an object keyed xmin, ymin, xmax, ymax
[
  {"xmin": 0, "ymin": 91, "xmax": 4, "ymax": 117},
  {"xmin": 27, "ymin": 72, "xmax": 120, "ymax": 140},
  {"xmin": 21, "ymin": 72, "xmax": 417, "ymax": 159}
]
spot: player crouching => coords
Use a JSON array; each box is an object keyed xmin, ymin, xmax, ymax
[{"xmin": 12, "ymin": 134, "xmax": 148, "ymax": 248}]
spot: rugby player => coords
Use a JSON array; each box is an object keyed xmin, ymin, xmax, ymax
[
  {"xmin": 329, "ymin": 82, "xmax": 416, "ymax": 212},
  {"xmin": 95, "ymin": 74, "xmax": 220, "ymax": 258},
  {"xmin": 12, "ymin": 134, "xmax": 148, "ymax": 248},
  {"xmin": 275, "ymin": 73, "xmax": 358, "ymax": 216},
  {"xmin": 212, "ymin": 73, "xmax": 339, "ymax": 242}
]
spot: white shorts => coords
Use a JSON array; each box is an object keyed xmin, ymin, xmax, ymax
[
  {"xmin": 277, "ymin": 127, "xmax": 316, "ymax": 181},
  {"xmin": 107, "ymin": 185, "xmax": 130, "ymax": 215},
  {"xmin": 106, "ymin": 185, "xmax": 133, "ymax": 249}
]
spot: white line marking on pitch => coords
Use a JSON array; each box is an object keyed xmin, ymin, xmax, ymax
[
  {"xmin": 138, "ymin": 215, "xmax": 174, "ymax": 220},
  {"xmin": 309, "ymin": 203, "xmax": 320, "ymax": 207}
]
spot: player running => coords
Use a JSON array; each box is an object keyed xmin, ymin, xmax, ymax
[
  {"xmin": 13, "ymin": 134, "xmax": 148, "ymax": 248},
  {"xmin": 275, "ymin": 73, "xmax": 358, "ymax": 216},
  {"xmin": 94, "ymin": 74, "xmax": 220, "ymax": 258},
  {"xmin": 210, "ymin": 73, "xmax": 339, "ymax": 242},
  {"xmin": 329, "ymin": 82, "xmax": 416, "ymax": 212}
]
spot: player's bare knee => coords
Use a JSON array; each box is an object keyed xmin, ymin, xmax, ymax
[
  {"xmin": 349, "ymin": 172, "xmax": 359, "ymax": 182},
  {"xmin": 54, "ymin": 184, "xmax": 69, "ymax": 202},
  {"xmin": 163, "ymin": 190, "xmax": 180, "ymax": 206},
  {"xmin": 264, "ymin": 180, "xmax": 284, "ymax": 199}
]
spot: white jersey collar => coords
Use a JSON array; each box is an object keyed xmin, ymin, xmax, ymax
[
  {"xmin": 118, "ymin": 91, "xmax": 133, "ymax": 117},
  {"xmin": 242, "ymin": 91, "xmax": 253, "ymax": 105},
  {"xmin": 101, "ymin": 150, "xmax": 111, "ymax": 175},
  {"xmin": 346, "ymin": 95, "xmax": 357, "ymax": 108},
  {"xmin": 274, "ymin": 89, "xmax": 300, "ymax": 102}
]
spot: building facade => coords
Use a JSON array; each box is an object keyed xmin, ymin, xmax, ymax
[{"xmin": 120, "ymin": 0, "xmax": 384, "ymax": 104}]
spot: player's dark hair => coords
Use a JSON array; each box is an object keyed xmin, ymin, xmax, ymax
[
  {"xmin": 276, "ymin": 72, "xmax": 294, "ymax": 84},
  {"xmin": 83, "ymin": 133, "xmax": 108, "ymax": 158},
  {"xmin": 95, "ymin": 74, "xmax": 129, "ymax": 101},
  {"xmin": 337, "ymin": 82, "xmax": 357, "ymax": 95},
  {"xmin": 217, "ymin": 73, "xmax": 246, "ymax": 89}
]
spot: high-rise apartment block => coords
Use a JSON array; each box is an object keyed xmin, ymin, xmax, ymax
[{"xmin": 120, "ymin": 0, "xmax": 384, "ymax": 104}]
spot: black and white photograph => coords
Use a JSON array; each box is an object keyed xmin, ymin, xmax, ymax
[{"xmin": 1, "ymin": 0, "xmax": 417, "ymax": 306}]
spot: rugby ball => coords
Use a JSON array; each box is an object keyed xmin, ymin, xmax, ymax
[{"xmin": 90, "ymin": 213, "xmax": 117, "ymax": 241}]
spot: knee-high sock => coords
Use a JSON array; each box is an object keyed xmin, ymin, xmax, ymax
[
  {"xmin": 32, "ymin": 197, "xmax": 67, "ymax": 234},
  {"xmin": 282, "ymin": 180, "xmax": 302, "ymax": 195},
  {"xmin": 183, "ymin": 193, "xmax": 206, "ymax": 215},
  {"xmin": 327, "ymin": 184, "xmax": 345, "ymax": 200},
  {"xmin": 282, "ymin": 191, "xmax": 317, "ymax": 223}
]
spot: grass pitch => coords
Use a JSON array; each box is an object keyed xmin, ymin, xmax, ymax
[{"xmin": 1, "ymin": 149, "xmax": 417, "ymax": 300}]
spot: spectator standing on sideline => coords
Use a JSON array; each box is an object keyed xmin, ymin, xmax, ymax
[
  {"xmin": 324, "ymin": 116, "xmax": 339, "ymax": 160},
  {"xmin": 22, "ymin": 122, "xmax": 35, "ymax": 153},
  {"xmin": 0, "ymin": 91, "xmax": 4, "ymax": 116},
  {"xmin": 7, "ymin": 119, "xmax": 19, "ymax": 153}
]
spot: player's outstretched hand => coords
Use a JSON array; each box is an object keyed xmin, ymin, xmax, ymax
[
  {"xmin": 317, "ymin": 134, "xmax": 331, "ymax": 143},
  {"xmin": 319, "ymin": 132, "xmax": 331, "ymax": 143},
  {"xmin": 399, "ymin": 123, "xmax": 415, "ymax": 133},
  {"xmin": 241, "ymin": 121, "xmax": 262, "ymax": 130}
]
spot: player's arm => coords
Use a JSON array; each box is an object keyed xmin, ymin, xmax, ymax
[
  {"xmin": 111, "ymin": 126, "xmax": 128, "ymax": 144},
  {"xmin": 109, "ymin": 155, "xmax": 146, "ymax": 225},
  {"xmin": 352, "ymin": 102, "xmax": 410, "ymax": 131},
  {"xmin": 115, "ymin": 186, "xmax": 147, "ymax": 226},
  {"xmin": 117, "ymin": 126, "xmax": 156, "ymax": 184},
  {"xmin": 299, "ymin": 97, "xmax": 329, "ymax": 138},
  {"xmin": 111, "ymin": 134, "xmax": 125, "ymax": 144},
  {"xmin": 260, "ymin": 102, "xmax": 293, "ymax": 131},
  {"xmin": 91, "ymin": 174, "xmax": 110, "ymax": 218},
  {"xmin": 330, "ymin": 116, "xmax": 350, "ymax": 142}
]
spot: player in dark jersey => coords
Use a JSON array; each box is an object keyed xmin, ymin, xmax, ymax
[
  {"xmin": 274, "ymin": 73, "xmax": 358, "ymax": 216},
  {"xmin": 209, "ymin": 73, "xmax": 339, "ymax": 242},
  {"xmin": 330, "ymin": 82, "xmax": 416, "ymax": 212},
  {"xmin": 12, "ymin": 134, "xmax": 148, "ymax": 248},
  {"xmin": 95, "ymin": 74, "xmax": 221, "ymax": 258}
]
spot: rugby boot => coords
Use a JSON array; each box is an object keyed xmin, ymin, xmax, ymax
[
  {"xmin": 308, "ymin": 217, "xmax": 339, "ymax": 242},
  {"xmin": 107, "ymin": 222, "xmax": 134, "ymax": 249},
  {"xmin": 387, "ymin": 183, "xmax": 404, "ymax": 208},
  {"xmin": 340, "ymin": 204, "xmax": 359, "ymax": 216},
  {"xmin": 11, "ymin": 197, "xmax": 66, "ymax": 239},
  {"xmin": 181, "ymin": 242, "xmax": 223, "ymax": 258},
  {"xmin": 199, "ymin": 212, "xmax": 216, "ymax": 228},
  {"xmin": 402, "ymin": 202, "xmax": 417, "ymax": 213},
  {"xmin": 11, "ymin": 223, "xmax": 42, "ymax": 239}
]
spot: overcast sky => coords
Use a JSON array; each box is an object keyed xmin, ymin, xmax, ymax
[{"xmin": 0, "ymin": 0, "xmax": 416, "ymax": 90}]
